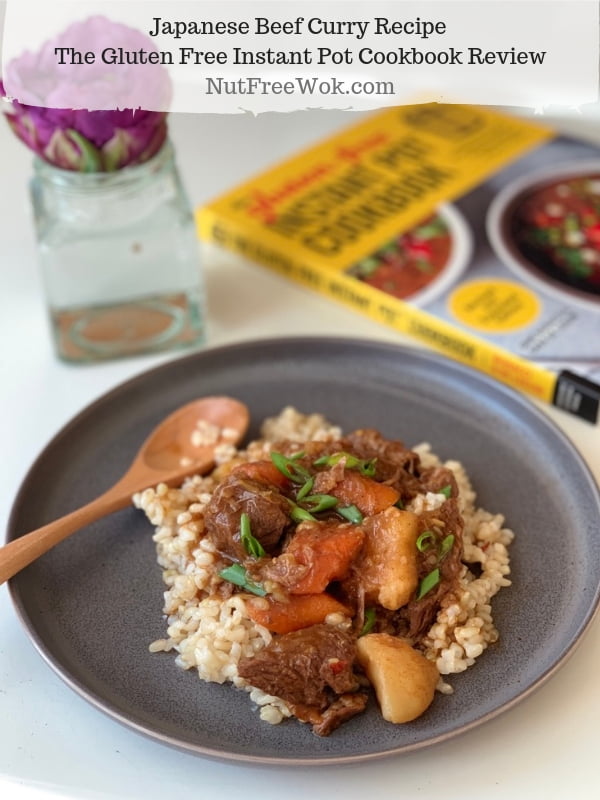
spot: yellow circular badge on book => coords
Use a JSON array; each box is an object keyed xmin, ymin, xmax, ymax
[{"xmin": 448, "ymin": 279, "xmax": 540, "ymax": 333}]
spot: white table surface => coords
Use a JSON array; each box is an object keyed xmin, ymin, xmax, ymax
[{"xmin": 2, "ymin": 53, "xmax": 600, "ymax": 799}]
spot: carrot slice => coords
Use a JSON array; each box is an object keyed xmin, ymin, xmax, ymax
[
  {"xmin": 231, "ymin": 460, "xmax": 290, "ymax": 490},
  {"xmin": 246, "ymin": 593, "xmax": 350, "ymax": 634},
  {"xmin": 286, "ymin": 522, "xmax": 364, "ymax": 595},
  {"xmin": 330, "ymin": 472, "xmax": 400, "ymax": 516}
]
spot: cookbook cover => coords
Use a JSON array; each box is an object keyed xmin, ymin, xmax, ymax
[{"xmin": 197, "ymin": 103, "xmax": 600, "ymax": 423}]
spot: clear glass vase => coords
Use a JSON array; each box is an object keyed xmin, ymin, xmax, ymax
[{"xmin": 30, "ymin": 140, "xmax": 205, "ymax": 362}]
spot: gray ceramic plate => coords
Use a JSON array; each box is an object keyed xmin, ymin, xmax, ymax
[{"xmin": 7, "ymin": 337, "xmax": 600, "ymax": 764}]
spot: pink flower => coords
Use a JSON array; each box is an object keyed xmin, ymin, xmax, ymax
[{"xmin": 0, "ymin": 15, "xmax": 172, "ymax": 171}]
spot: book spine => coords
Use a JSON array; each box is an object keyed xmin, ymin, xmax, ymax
[{"xmin": 199, "ymin": 209, "xmax": 598, "ymax": 424}]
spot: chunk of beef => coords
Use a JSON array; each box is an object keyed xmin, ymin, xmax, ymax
[
  {"xmin": 270, "ymin": 439, "xmax": 340, "ymax": 466},
  {"xmin": 403, "ymin": 494, "xmax": 464, "ymax": 638},
  {"xmin": 418, "ymin": 491, "xmax": 464, "ymax": 582},
  {"xmin": 418, "ymin": 465, "xmax": 459, "ymax": 497},
  {"xmin": 237, "ymin": 624, "xmax": 359, "ymax": 710},
  {"xmin": 311, "ymin": 459, "xmax": 346, "ymax": 494},
  {"xmin": 203, "ymin": 475, "xmax": 290, "ymax": 560},
  {"xmin": 342, "ymin": 429, "xmax": 422, "ymax": 497},
  {"xmin": 290, "ymin": 692, "xmax": 369, "ymax": 737},
  {"xmin": 403, "ymin": 590, "xmax": 442, "ymax": 640}
]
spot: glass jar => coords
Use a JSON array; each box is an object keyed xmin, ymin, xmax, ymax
[{"xmin": 30, "ymin": 140, "xmax": 205, "ymax": 362}]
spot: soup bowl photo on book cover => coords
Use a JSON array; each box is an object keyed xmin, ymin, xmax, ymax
[
  {"xmin": 486, "ymin": 161, "xmax": 600, "ymax": 311},
  {"xmin": 347, "ymin": 203, "xmax": 473, "ymax": 307}
]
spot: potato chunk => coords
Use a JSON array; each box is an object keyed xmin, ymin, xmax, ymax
[
  {"xmin": 358, "ymin": 507, "xmax": 419, "ymax": 610},
  {"xmin": 356, "ymin": 634, "xmax": 439, "ymax": 723}
]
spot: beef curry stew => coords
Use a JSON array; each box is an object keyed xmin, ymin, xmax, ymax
[{"xmin": 208, "ymin": 430, "xmax": 464, "ymax": 734}]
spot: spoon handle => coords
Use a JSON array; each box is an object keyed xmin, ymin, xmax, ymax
[
  {"xmin": 1, "ymin": 452, "xmax": 219, "ymax": 585},
  {"xmin": 0, "ymin": 485, "xmax": 130, "ymax": 586}
]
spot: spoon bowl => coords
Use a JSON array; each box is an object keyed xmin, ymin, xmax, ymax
[
  {"xmin": 0, "ymin": 396, "xmax": 249, "ymax": 584},
  {"xmin": 128, "ymin": 396, "xmax": 249, "ymax": 481}
]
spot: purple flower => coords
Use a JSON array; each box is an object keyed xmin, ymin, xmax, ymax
[{"xmin": 0, "ymin": 15, "xmax": 172, "ymax": 171}]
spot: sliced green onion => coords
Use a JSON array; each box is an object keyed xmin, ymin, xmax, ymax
[
  {"xmin": 359, "ymin": 458, "xmax": 377, "ymax": 478},
  {"xmin": 417, "ymin": 568, "xmax": 440, "ymax": 600},
  {"xmin": 313, "ymin": 453, "xmax": 339, "ymax": 467},
  {"xmin": 360, "ymin": 607, "xmax": 376, "ymax": 636},
  {"xmin": 290, "ymin": 505, "xmax": 316, "ymax": 523},
  {"xmin": 296, "ymin": 476, "xmax": 314, "ymax": 502},
  {"xmin": 219, "ymin": 563, "xmax": 246, "ymax": 585},
  {"xmin": 239, "ymin": 512, "xmax": 266, "ymax": 558},
  {"xmin": 313, "ymin": 451, "xmax": 377, "ymax": 477},
  {"xmin": 301, "ymin": 494, "xmax": 339, "ymax": 513},
  {"xmin": 338, "ymin": 504, "xmax": 364, "ymax": 524},
  {"xmin": 270, "ymin": 451, "xmax": 311, "ymax": 484},
  {"xmin": 416, "ymin": 531, "xmax": 436, "ymax": 553},
  {"xmin": 218, "ymin": 564, "xmax": 267, "ymax": 596},
  {"xmin": 439, "ymin": 485, "xmax": 452, "ymax": 499},
  {"xmin": 394, "ymin": 498, "xmax": 405, "ymax": 509},
  {"xmin": 438, "ymin": 534, "xmax": 455, "ymax": 561}
]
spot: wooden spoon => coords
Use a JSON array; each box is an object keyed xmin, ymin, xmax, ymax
[{"xmin": 0, "ymin": 396, "xmax": 249, "ymax": 585}]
